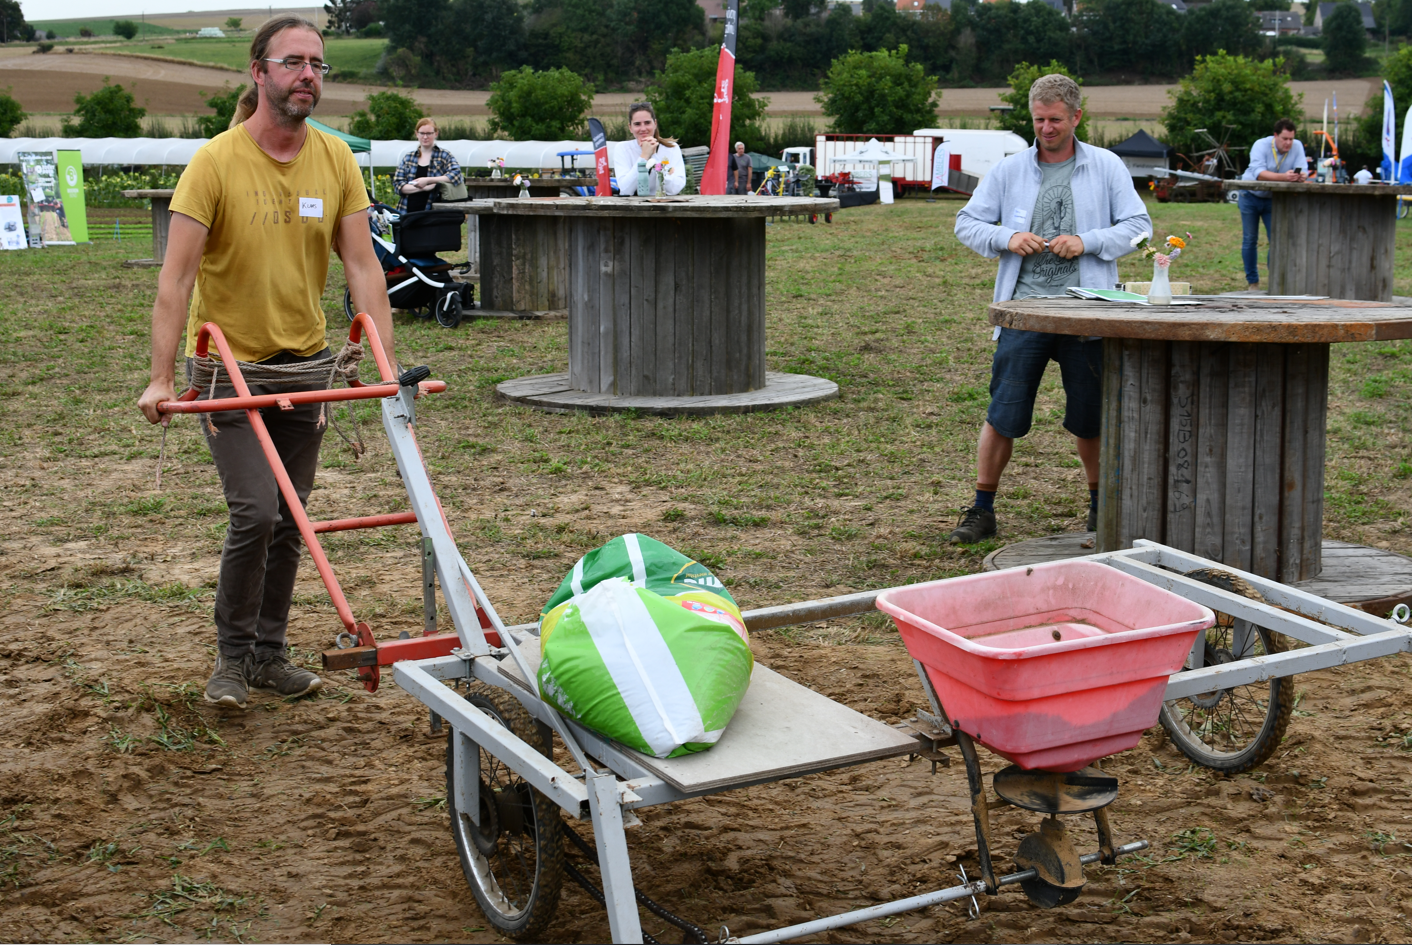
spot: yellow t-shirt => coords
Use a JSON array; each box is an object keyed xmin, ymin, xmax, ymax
[{"xmin": 171, "ymin": 123, "xmax": 370, "ymax": 363}]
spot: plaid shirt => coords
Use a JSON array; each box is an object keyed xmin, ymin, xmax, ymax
[{"xmin": 391, "ymin": 146, "xmax": 463, "ymax": 213}]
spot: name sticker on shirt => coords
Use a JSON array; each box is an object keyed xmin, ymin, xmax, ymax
[
  {"xmin": 1012, "ymin": 208, "xmax": 1027, "ymax": 225},
  {"xmin": 299, "ymin": 197, "xmax": 324, "ymax": 218}
]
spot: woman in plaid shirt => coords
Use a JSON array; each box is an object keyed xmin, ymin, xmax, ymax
[{"xmin": 392, "ymin": 117, "xmax": 463, "ymax": 214}]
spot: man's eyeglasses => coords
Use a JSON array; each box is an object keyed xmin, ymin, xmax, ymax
[{"xmin": 262, "ymin": 57, "xmax": 331, "ymax": 76}]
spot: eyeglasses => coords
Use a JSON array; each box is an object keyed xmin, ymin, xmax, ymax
[
  {"xmin": 417, "ymin": 130, "xmax": 436, "ymax": 137},
  {"xmin": 262, "ymin": 57, "xmax": 331, "ymax": 76}
]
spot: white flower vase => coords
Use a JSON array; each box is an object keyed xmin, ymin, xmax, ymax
[{"xmin": 1147, "ymin": 262, "xmax": 1173, "ymax": 305}]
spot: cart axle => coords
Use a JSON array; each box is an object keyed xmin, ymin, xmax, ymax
[{"xmin": 730, "ymin": 840, "xmax": 1148, "ymax": 944}]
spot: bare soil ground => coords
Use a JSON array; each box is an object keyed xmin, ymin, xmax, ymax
[
  {"xmin": 0, "ymin": 48, "xmax": 1378, "ymax": 121},
  {"xmin": 3, "ymin": 201, "xmax": 1412, "ymax": 943}
]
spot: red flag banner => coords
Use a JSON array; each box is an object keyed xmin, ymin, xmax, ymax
[
  {"xmin": 699, "ymin": 0, "xmax": 739, "ymax": 196},
  {"xmin": 588, "ymin": 118, "xmax": 612, "ymax": 196}
]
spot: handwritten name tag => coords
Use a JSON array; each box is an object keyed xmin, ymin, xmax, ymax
[{"xmin": 299, "ymin": 197, "xmax": 323, "ymax": 218}]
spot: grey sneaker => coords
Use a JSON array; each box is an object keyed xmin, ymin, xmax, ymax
[
  {"xmin": 251, "ymin": 651, "xmax": 323, "ymax": 698},
  {"xmin": 948, "ymin": 506, "xmax": 997, "ymax": 544},
  {"xmin": 1086, "ymin": 505, "xmax": 1098, "ymax": 532},
  {"xmin": 205, "ymin": 654, "xmax": 252, "ymax": 709}
]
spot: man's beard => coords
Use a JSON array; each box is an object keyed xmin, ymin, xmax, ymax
[{"xmin": 266, "ymin": 78, "xmax": 320, "ymax": 126}]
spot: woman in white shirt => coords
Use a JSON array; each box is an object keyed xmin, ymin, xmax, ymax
[{"xmin": 612, "ymin": 102, "xmax": 686, "ymax": 196}]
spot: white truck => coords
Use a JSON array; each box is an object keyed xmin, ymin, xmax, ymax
[
  {"xmin": 912, "ymin": 128, "xmax": 1029, "ymax": 191},
  {"xmin": 790, "ymin": 130, "xmax": 1029, "ymax": 197}
]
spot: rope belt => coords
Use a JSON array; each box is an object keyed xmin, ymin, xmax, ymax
[{"xmin": 155, "ymin": 342, "xmax": 368, "ymax": 489}]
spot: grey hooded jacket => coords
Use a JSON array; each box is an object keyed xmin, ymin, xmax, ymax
[{"xmin": 954, "ymin": 140, "xmax": 1152, "ymax": 303}]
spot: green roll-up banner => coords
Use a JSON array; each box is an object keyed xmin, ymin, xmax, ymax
[{"xmin": 56, "ymin": 150, "xmax": 88, "ymax": 243}]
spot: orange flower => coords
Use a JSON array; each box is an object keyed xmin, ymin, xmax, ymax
[{"xmin": 1167, "ymin": 236, "xmax": 1187, "ymax": 249}]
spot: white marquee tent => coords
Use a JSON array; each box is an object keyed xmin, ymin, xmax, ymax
[{"xmin": 0, "ymin": 137, "xmax": 597, "ymax": 171}]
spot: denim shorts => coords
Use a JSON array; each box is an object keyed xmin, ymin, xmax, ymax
[{"xmin": 986, "ymin": 327, "xmax": 1103, "ymax": 439}]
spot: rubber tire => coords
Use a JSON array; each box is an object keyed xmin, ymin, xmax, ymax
[
  {"xmin": 343, "ymin": 286, "xmax": 356, "ymax": 323},
  {"xmin": 445, "ymin": 688, "xmax": 564, "ymax": 941},
  {"xmin": 436, "ymin": 291, "xmax": 463, "ymax": 329},
  {"xmin": 1226, "ymin": 190, "xmax": 1241, "ymax": 205},
  {"xmin": 1158, "ymin": 568, "xmax": 1294, "ymax": 774}
]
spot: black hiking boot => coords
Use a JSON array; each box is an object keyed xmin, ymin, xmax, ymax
[
  {"xmin": 948, "ymin": 506, "xmax": 997, "ymax": 544},
  {"xmin": 1086, "ymin": 505, "xmax": 1098, "ymax": 532}
]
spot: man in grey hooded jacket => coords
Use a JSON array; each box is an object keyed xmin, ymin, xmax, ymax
[{"xmin": 950, "ymin": 74, "xmax": 1151, "ymax": 544}]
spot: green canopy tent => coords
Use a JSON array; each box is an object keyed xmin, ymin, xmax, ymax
[{"xmin": 308, "ymin": 119, "xmax": 376, "ymax": 200}]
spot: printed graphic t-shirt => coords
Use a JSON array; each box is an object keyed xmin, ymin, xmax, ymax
[
  {"xmin": 1013, "ymin": 156, "xmax": 1079, "ymax": 300},
  {"xmin": 171, "ymin": 123, "xmax": 370, "ymax": 363}
]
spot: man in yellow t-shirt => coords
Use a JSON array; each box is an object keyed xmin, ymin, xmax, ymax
[{"xmin": 137, "ymin": 14, "xmax": 395, "ymax": 710}]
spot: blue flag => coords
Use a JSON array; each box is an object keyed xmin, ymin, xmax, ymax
[
  {"xmin": 1401, "ymin": 106, "xmax": 1412, "ymax": 184},
  {"xmin": 1383, "ymin": 81, "xmax": 1397, "ymax": 182}
]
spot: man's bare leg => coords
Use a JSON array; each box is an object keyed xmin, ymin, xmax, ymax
[
  {"xmin": 949, "ymin": 422, "xmax": 1011, "ymax": 543},
  {"xmin": 1077, "ymin": 434, "xmax": 1100, "ymax": 530},
  {"xmin": 978, "ymin": 421, "xmax": 1014, "ymax": 488}
]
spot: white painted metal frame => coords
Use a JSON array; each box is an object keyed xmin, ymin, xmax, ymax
[{"xmin": 378, "ymin": 384, "xmax": 1412, "ymax": 944}]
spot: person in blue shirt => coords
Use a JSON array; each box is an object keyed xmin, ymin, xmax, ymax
[{"xmin": 1239, "ymin": 118, "xmax": 1306, "ymax": 290}]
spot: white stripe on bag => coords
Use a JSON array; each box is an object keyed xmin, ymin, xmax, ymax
[
  {"xmin": 623, "ymin": 533, "xmax": 648, "ymax": 587},
  {"xmin": 577, "ymin": 578, "xmax": 704, "ymax": 758},
  {"xmin": 570, "ymin": 557, "xmax": 585, "ymax": 597}
]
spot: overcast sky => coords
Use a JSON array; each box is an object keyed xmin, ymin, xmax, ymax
[{"xmin": 24, "ymin": 1, "xmax": 315, "ymax": 21}]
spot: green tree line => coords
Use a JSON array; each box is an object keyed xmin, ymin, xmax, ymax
[{"xmin": 375, "ymin": 0, "xmax": 1277, "ymax": 89}]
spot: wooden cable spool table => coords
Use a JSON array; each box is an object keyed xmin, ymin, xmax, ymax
[
  {"xmin": 119, "ymin": 188, "xmax": 175, "ymax": 268},
  {"xmin": 462, "ymin": 195, "xmax": 842, "ymax": 416},
  {"xmin": 984, "ymin": 296, "xmax": 1412, "ymax": 611},
  {"xmin": 1223, "ymin": 180, "xmax": 1412, "ymax": 301}
]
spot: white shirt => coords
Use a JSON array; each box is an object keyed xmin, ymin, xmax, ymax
[
  {"xmin": 1355, "ymin": 168, "xmax": 1374, "ymax": 185},
  {"xmin": 612, "ymin": 140, "xmax": 686, "ymax": 196}
]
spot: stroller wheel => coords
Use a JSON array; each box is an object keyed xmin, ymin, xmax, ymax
[
  {"xmin": 436, "ymin": 291, "xmax": 463, "ymax": 329},
  {"xmin": 343, "ymin": 286, "xmax": 356, "ymax": 323}
]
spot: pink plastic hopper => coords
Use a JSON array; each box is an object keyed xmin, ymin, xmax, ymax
[{"xmin": 877, "ymin": 560, "xmax": 1214, "ymax": 772}]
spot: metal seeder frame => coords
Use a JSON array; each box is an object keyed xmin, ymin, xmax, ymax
[{"xmin": 161, "ymin": 319, "xmax": 1412, "ymax": 943}]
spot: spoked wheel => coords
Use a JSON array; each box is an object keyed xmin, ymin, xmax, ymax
[
  {"xmin": 1158, "ymin": 568, "xmax": 1294, "ymax": 773},
  {"xmin": 445, "ymin": 688, "xmax": 564, "ymax": 940}
]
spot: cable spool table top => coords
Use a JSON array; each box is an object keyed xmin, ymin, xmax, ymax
[
  {"xmin": 1223, "ymin": 179, "xmax": 1412, "ymax": 196},
  {"xmin": 989, "ymin": 297, "xmax": 1412, "ymax": 344},
  {"xmin": 120, "ymin": 189, "xmax": 176, "ymax": 199},
  {"xmin": 439, "ymin": 194, "xmax": 839, "ymax": 218}
]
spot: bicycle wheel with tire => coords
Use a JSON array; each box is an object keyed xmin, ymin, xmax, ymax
[
  {"xmin": 1158, "ymin": 568, "xmax": 1294, "ymax": 773},
  {"xmin": 445, "ymin": 688, "xmax": 564, "ymax": 940}
]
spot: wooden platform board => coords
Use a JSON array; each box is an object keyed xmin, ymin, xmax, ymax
[
  {"xmin": 982, "ymin": 535, "xmax": 1412, "ymax": 613},
  {"xmin": 471, "ymin": 308, "xmax": 567, "ymax": 321},
  {"xmin": 495, "ymin": 371, "xmax": 838, "ymax": 417},
  {"xmin": 496, "ymin": 643, "xmax": 919, "ymax": 795}
]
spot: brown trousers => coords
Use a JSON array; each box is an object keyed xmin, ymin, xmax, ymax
[{"xmin": 189, "ymin": 350, "xmax": 329, "ymax": 659}]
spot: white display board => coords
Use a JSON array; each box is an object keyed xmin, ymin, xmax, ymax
[{"xmin": 0, "ymin": 195, "xmax": 26, "ymax": 250}]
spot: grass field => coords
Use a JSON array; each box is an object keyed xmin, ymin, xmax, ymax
[
  {"xmin": 1, "ymin": 196, "xmax": 1410, "ymax": 621},
  {"xmin": 27, "ymin": 19, "xmax": 178, "ymax": 37},
  {"xmin": 124, "ymin": 36, "xmax": 387, "ymax": 76},
  {"xmin": 5, "ymin": 195, "xmax": 1412, "ymax": 945}
]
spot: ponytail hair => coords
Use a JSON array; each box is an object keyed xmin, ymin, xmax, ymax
[
  {"xmin": 231, "ymin": 12, "xmax": 322, "ymax": 127},
  {"xmin": 628, "ymin": 102, "xmax": 677, "ymax": 148},
  {"xmin": 230, "ymin": 85, "xmax": 259, "ymax": 128}
]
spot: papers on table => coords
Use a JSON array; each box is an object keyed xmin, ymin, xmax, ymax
[{"xmin": 1065, "ymin": 287, "xmax": 1204, "ymax": 305}]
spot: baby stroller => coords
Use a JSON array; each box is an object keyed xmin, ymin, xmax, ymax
[{"xmin": 344, "ymin": 203, "xmax": 474, "ymax": 329}]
